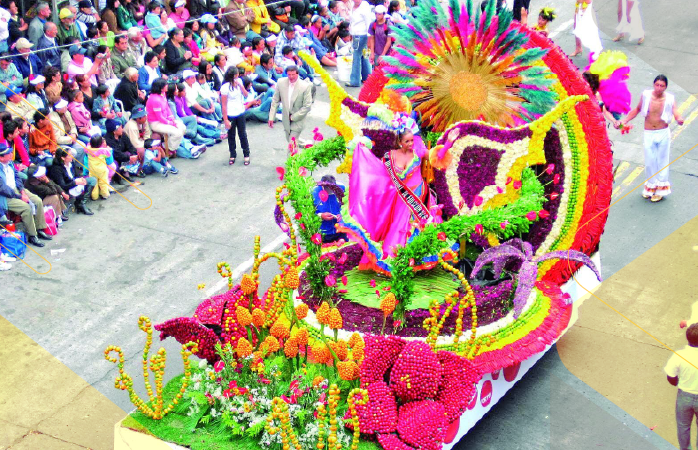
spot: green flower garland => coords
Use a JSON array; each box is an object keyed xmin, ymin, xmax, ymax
[{"xmin": 284, "ymin": 136, "xmax": 347, "ymax": 300}]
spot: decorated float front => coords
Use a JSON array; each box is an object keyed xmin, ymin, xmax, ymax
[{"xmin": 107, "ymin": 0, "xmax": 612, "ymax": 448}]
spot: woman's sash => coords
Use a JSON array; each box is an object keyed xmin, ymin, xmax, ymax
[{"xmin": 382, "ymin": 152, "xmax": 430, "ymax": 222}]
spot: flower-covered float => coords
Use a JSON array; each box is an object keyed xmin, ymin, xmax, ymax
[{"xmin": 107, "ymin": 1, "xmax": 611, "ymax": 449}]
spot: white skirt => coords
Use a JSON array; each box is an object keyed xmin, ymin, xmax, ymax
[{"xmin": 616, "ymin": 0, "xmax": 644, "ymax": 41}]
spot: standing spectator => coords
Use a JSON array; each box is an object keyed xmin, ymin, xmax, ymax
[
  {"xmin": 168, "ymin": 0, "xmax": 189, "ymax": 29},
  {"xmin": 57, "ymin": 8, "xmax": 82, "ymax": 46},
  {"xmin": 114, "ymin": 67, "xmax": 145, "ymax": 112},
  {"xmin": 76, "ymin": 0, "xmax": 101, "ymax": 27},
  {"xmin": 164, "ymin": 27, "xmax": 193, "ymax": 74},
  {"xmin": 221, "ymin": 67, "xmax": 251, "ymax": 166},
  {"xmin": 6, "ymin": 0, "xmax": 26, "ymax": 49},
  {"xmin": 0, "ymin": 143, "xmax": 51, "ymax": 247},
  {"xmin": 346, "ymin": 0, "xmax": 373, "ymax": 87},
  {"xmin": 36, "ymin": 22, "xmax": 62, "ymax": 69},
  {"xmin": 570, "ymin": 0, "xmax": 602, "ymax": 59},
  {"xmin": 665, "ymin": 323, "xmax": 698, "ymax": 450},
  {"xmin": 112, "ymin": 35, "xmax": 138, "ymax": 79},
  {"xmin": 12, "ymin": 38, "xmax": 43, "ymax": 81},
  {"xmin": 268, "ymin": 65, "xmax": 313, "ymax": 143},
  {"xmin": 145, "ymin": 77, "xmax": 184, "ymax": 169},
  {"xmin": 368, "ymin": 5, "xmax": 392, "ymax": 67},
  {"xmin": 620, "ymin": 75, "xmax": 684, "ymax": 202},
  {"xmin": 85, "ymin": 134, "xmax": 116, "ymax": 199},
  {"xmin": 0, "ymin": 53, "xmax": 23, "ymax": 109},
  {"xmin": 25, "ymin": 164, "xmax": 70, "ymax": 222},
  {"xmin": 48, "ymin": 148, "xmax": 96, "ymax": 215},
  {"xmin": 28, "ymin": 2, "xmax": 51, "ymax": 46}
]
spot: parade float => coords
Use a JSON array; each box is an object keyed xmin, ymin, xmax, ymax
[{"xmin": 107, "ymin": 0, "xmax": 612, "ymax": 448}]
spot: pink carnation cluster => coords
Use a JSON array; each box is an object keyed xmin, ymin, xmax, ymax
[
  {"xmin": 154, "ymin": 285, "xmax": 262, "ymax": 363},
  {"xmin": 351, "ymin": 336, "xmax": 482, "ymax": 450}
]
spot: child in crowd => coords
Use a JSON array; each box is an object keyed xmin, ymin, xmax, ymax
[
  {"xmin": 280, "ymin": 46, "xmax": 311, "ymax": 79},
  {"xmin": 335, "ymin": 29, "xmax": 353, "ymax": 57},
  {"xmin": 68, "ymin": 90, "xmax": 102, "ymax": 143},
  {"xmin": 142, "ymin": 139, "xmax": 172, "ymax": 177},
  {"xmin": 93, "ymin": 85, "xmax": 126, "ymax": 133},
  {"xmin": 199, "ymin": 14, "xmax": 226, "ymax": 62},
  {"xmin": 86, "ymin": 134, "xmax": 116, "ymax": 200},
  {"xmin": 28, "ymin": 109, "xmax": 57, "ymax": 167}
]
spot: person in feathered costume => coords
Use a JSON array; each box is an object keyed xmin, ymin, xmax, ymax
[{"xmin": 583, "ymin": 51, "xmax": 632, "ymax": 129}]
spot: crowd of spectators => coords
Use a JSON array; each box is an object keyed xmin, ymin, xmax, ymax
[{"xmin": 0, "ymin": 0, "xmax": 411, "ymax": 270}]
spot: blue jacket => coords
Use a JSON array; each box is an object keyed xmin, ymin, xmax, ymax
[
  {"xmin": 0, "ymin": 162, "xmax": 23, "ymax": 206},
  {"xmin": 12, "ymin": 52, "xmax": 43, "ymax": 81},
  {"xmin": 36, "ymin": 35, "xmax": 62, "ymax": 69},
  {"xmin": 137, "ymin": 65, "xmax": 161, "ymax": 93}
]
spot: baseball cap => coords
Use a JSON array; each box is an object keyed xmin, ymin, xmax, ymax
[
  {"xmin": 174, "ymin": 0, "xmax": 185, "ymax": 7},
  {"xmin": 0, "ymin": 144, "xmax": 10, "ymax": 156},
  {"xmin": 200, "ymin": 13, "xmax": 217, "ymax": 24},
  {"xmin": 182, "ymin": 69, "xmax": 196, "ymax": 79},
  {"xmin": 59, "ymin": 8, "xmax": 75, "ymax": 19},
  {"xmin": 29, "ymin": 165, "xmax": 47, "ymax": 178},
  {"xmin": 131, "ymin": 105, "xmax": 146, "ymax": 119},
  {"xmin": 4, "ymin": 85, "xmax": 22, "ymax": 97},
  {"xmin": 15, "ymin": 38, "xmax": 33, "ymax": 50},
  {"xmin": 54, "ymin": 99, "xmax": 69, "ymax": 110},
  {"xmin": 69, "ymin": 45, "xmax": 87, "ymax": 56},
  {"xmin": 374, "ymin": 4, "xmax": 387, "ymax": 14},
  {"xmin": 78, "ymin": 0, "xmax": 93, "ymax": 9},
  {"xmin": 265, "ymin": 34, "xmax": 277, "ymax": 43}
]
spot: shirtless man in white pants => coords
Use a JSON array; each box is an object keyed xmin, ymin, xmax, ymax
[{"xmin": 621, "ymin": 75, "xmax": 684, "ymax": 202}]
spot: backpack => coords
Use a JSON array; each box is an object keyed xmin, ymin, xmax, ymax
[{"xmin": 370, "ymin": 19, "xmax": 391, "ymax": 35}]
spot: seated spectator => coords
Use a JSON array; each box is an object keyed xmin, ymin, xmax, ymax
[
  {"xmin": 275, "ymin": 25, "xmax": 305, "ymax": 67},
  {"xmin": 199, "ymin": 14, "xmax": 225, "ymax": 62},
  {"xmin": 104, "ymin": 119, "xmax": 142, "ymax": 184},
  {"xmin": 28, "ymin": 108, "xmax": 56, "ymax": 167},
  {"xmin": 0, "ymin": 53, "xmax": 23, "ymax": 109},
  {"xmin": 279, "ymin": 46, "xmax": 311, "ymax": 80},
  {"xmin": 164, "ymin": 83, "xmax": 208, "ymax": 157},
  {"xmin": 312, "ymin": 174, "xmax": 346, "ymax": 243},
  {"xmin": 26, "ymin": 75, "xmax": 49, "ymax": 110},
  {"xmin": 183, "ymin": 27, "xmax": 202, "ymax": 66},
  {"xmin": 74, "ymin": 74, "xmax": 98, "ymax": 116},
  {"xmin": 100, "ymin": 0, "xmax": 119, "ymax": 33},
  {"xmin": 25, "ymin": 164, "xmax": 70, "ymax": 222},
  {"xmin": 195, "ymin": 72, "xmax": 221, "ymax": 117},
  {"xmin": 251, "ymin": 36, "xmax": 266, "ymax": 61},
  {"xmin": 240, "ymin": 76, "xmax": 272, "ymax": 123},
  {"xmin": 145, "ymin": 77, "xmax": 183, "ymax": 170},
  {"xmin": 138, "ymin": 51, "xmax": 164, "ymax": 93},
  {"xmin": 12, "ymin": 38, "xmax": 43, "ymax": 81},
  {"xmin": 117, "ymin": 0, "xmax": 139, "ymax": 30},
  {"xmin": 335, "ymin": 29, "xmax": 353, "ymax": 57},
  {"xmin": 211, "ymin": 53, "xmax": 228, "ymax": 88},
  {"xmin": 164, "ymin": 27, "xmax": 194, "ymax": 75},
  {"xmin": 48, "ymin": 147, "xmax": 96, "ymax": 215},
  {"xmin": 246, "ymin": 0, "xmax": 279, "ymax": 35},
  {"xmin": 85, "ymin": 134, "xmax": 116, "ymax": 200},
  {"xmin": 168, "ymin": 0, "xmax": 189, "ymax": 29},
  {"xmin": 14, "ymin": 118, "xmax": 30, "ymax": 169},
  {"xmin": 93, "ymin": 84, "xmax": 126, "ymax": 133},
  {"xmin": 112, "ymin": 35, "xmax": 138, "ymax": 79},
  {"xmin": 142, "ymin": 137, "xmax": 172, "ymax": 177},
  {"xmin": 144, "ymin": 1, "xmax": 167, "ymax": 48},
  {"xmin": 68, "ymin": 89, "xmax": 102, "ymax": 142},
  {"xmin": 0, "ymin": 143, "xmax": 52, "ymax": 247},
  {"xmin": 301, "ymin": 17, "xmax": 336, "ymax": 67},
  {"xmin": 76, "ymin": 0, "xmax": 100, "ymax": 28},
  {"xmin": 237, "ymin": 42, "xmax": 257, "ymax": 74},
  {"xmin": 96, "ymin": 44, "xmax": 120, "ymax": 89},
  {"xmin": 36, "ymin": 22, "xmax": 61, "ymax": 69},
  {"xmin": 96, "ymin": 21, "xmax": 116, "ymax": 48},
  {"xmin": 2, "ymin": 117, "xmax": 29, "ymax": 176},
  {"xmin": 57, "ymin": 8, "xmax": 82, "ymax": 46},
  {"xmin": 114, "ymin": 67, "xmax": 145, "ymax": 113},
  {"xmin": 122, "ymin": 105, "xmax": 150, "ymax": 178},
  {"xmin": 67, "ymin": 45, "xmax": 102, "ymax": 87},
  {"xmin": 43, "ymin": 66, "xmax": 63, "ymax": 105},
  {"xmin": 49, "ymin": 99, "xmax": 83, "ymax": 154},
  {"xmin": 5, "ymin": 86, "xmax": 33, "ymax": 120},
  {"xmin": 182, "ymin": 69, "xmax": 217, "ymax": 120},
  {"xmin": 268, "ymin": 2, "xmax": 296, "ymax": 29},
  {"xmin": 225, "ymin": 0, "xmax": 257, "ymax": 41},
  {"xmin": 171, "ymin": 81, "xmax": 223, "ymax": 144},
  {"xmin": 126, "ymin": 26, "xmax": 147, "ymax": 65},
  {"xmin": 388, "ymin": 0, "xmax": 406, "ymax": 25},
  {"xmin": 254, "ymin": 53, "xmax": 279, "ymax": 92}
]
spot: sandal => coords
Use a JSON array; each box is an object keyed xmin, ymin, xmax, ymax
[
  {"xmin": 650, "ymin": 194, "xmax": 663, "ymax": 202},
  {"xmin": 244, "ymin": 157, "xmax": 250, "ymax": 166},
  {"xmin": 612, "ymin": 34, "xmax": 623, "ymax": 42},
  {"xmin": 569, "ymin": 50, "xmax": 582, "ymax": 57},
  {"xmin": 229, "ymin": 158, "xmax": 235, "ymax": 165},
  {"xmin": 637, "ymin": 37, "xmax": 644, "ymax": 45}
]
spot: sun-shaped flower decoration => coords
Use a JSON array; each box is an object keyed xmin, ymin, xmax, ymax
[{"xmin": 383, "ymin": 0, "xmax": 557, "ymax": 131}]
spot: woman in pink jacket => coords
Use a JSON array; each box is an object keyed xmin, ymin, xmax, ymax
[
  {"xmin": 67, "ymin": 90, "xmax": 102, "ymax": 143},
  {"xmin": 146, "ymin": 78, "xmax": 187, "ymax": 156}
]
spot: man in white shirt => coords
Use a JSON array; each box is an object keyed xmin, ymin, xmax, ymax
[
  {"xmin": 66, "ymin": 45, "xmax": 102, "ymax": 86},
  {"xmin": 182, "ymin": 70, "xmax": 216, "ymax": 119},
  {"xmin": 347, "ymin": 0, "xmax": 373, "ymax": 87},
  {"xmin": 268, "ymin": 65, "xmax": 313, "ymax": 143},
  {"xmin": 665, "ymin": 323, "xmax": 698, "ymax": 450}
]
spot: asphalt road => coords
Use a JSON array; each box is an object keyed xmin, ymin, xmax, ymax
[{"xmin": 1, "ymin": 0, "xmax": 697, "ymax": 449}]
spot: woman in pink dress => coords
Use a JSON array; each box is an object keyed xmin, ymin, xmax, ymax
[{"xmin": 338, "ymin": 117, "xmax": 442, "ymax": 272}]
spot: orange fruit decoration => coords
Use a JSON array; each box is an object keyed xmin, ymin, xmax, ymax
[
  {"xmin": 284, "ymin": 268, "xmax": 300, "ymax": 289},
  {"xmin": 240, "ymin": 274, "xmax": 257, "ymax": 295},
  {"xmin": 351, "ymin": 346, "xmax": 365, "ymax": 363},
  {"xmin": 284, "ymin": 337, "xmax": 299, "ymax": 358},
  {"xmin": 270, "ymin": 318, "xmax": 290, "ymax": 339},
  {"xmin": 328, "ymin": 308, "xmax": 343, "ymax": 330},
  {"xmin": 329, "ymin": 340, "xmax": 348, "ymax": 361},
  {"xmin": 380, "ymin": 293, "xmax": 397, "ymax": 317},
  {"xmin": 262, "ymin": 336, "xmax": 280, "ymax": 353},
  {"xmin": 312, "ymin": 375, "xmax": 325, "ymax": 387},
  {"xmin": 251, "ymin": 308, "xmax": 265, "ymax": 328},
  {"xmin": 295, "ymin": 303, "xmax": 309, "ymax": 320},
  {"xmin": 311, "ymin": 343, "xmax": 332, "ymax": 364},
  {"xmin": 236, "ymin": 337, "xmax": 253, "ymax": 358},
  {"xmin": 316, "ymin": 302, "xmax": 331, "ymax": 325},
  {"xmin": 294, "ymin": 328, "xmax": 309, "ymax": 347},
  {"xmin": 337, "ymin": 360, "xmax": 360, "ymax": 381},
  {"xmin": 348, "ymin": 333, "xmax": 364, "ymax": 349},
  {"xmin": 236, "ymin": 306, "xmax": 253, "ymax": 327}
]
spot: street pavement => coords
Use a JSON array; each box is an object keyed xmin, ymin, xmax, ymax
[{"xmin": 2, "ymin": 0, "xmax": 698, "ymax": 448}]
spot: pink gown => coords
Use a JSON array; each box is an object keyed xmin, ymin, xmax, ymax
[{"xmin": 338, "ymin": 136, "xmax": 441, "ymax": 272}]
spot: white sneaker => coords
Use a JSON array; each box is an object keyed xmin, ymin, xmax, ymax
[
  {"xmin": 191, "ymin": 151, "xmax": 201, "ymax": 159},
  {"xmin": 0, "ymin": 261, "xmax": 11, "ymax": 271},
  {"xmin": 275, "ymin": 113, "xmax": 283, "ymax": 121},
  {"xmin": 1, "ymin": 253, "xmax": 16, "ymax": 262}
]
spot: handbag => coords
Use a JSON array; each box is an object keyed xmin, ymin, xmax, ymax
[
  {"xmin": 44, "ymin": 206, "xmax": 58, "ymax": 236},
  {"xmin": 0, "ymin": 230, "xmax": 27, "ymax": 260}
]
